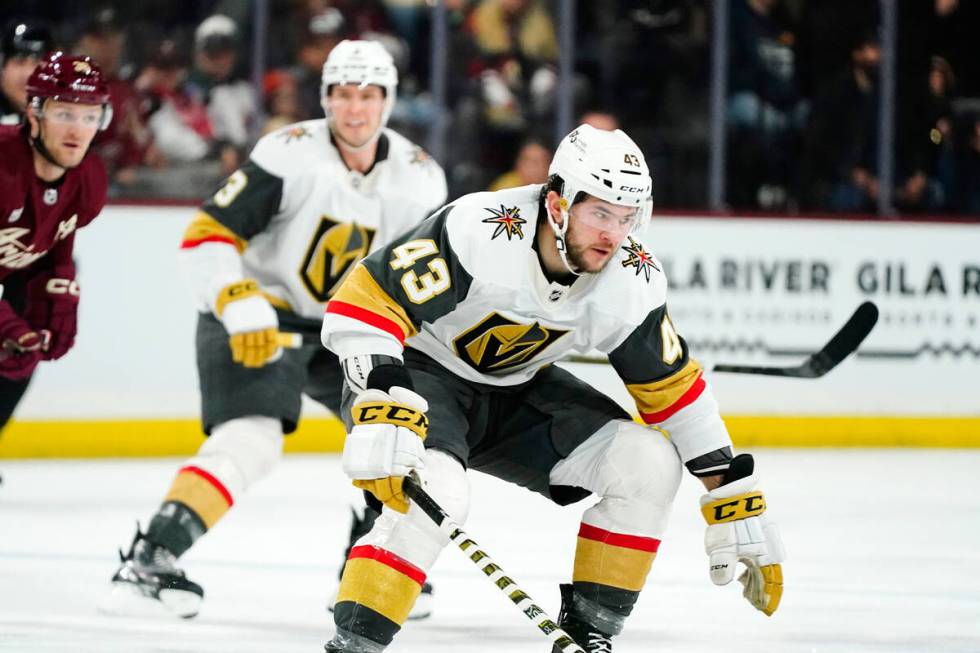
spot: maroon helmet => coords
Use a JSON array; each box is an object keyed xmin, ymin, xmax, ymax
[{"xmin": 26, "ymin": 52, "xmax": 112, "ymax": 129}]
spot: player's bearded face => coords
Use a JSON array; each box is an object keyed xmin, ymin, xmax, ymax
[
  {"xmin": 328, "ymin": 84, "xmax": 385, "ymax": 148},
  {"xmin": 35, "ymin": 100, "xmax": 103, "ymax": 168},
  {"xmin": 564, "ymin": 197, "xmax": 637, "ymax": 273}
]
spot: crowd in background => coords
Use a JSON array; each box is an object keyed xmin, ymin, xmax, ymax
[{"xmin": 2, "ymin": 0, "xmax": 979, "ymax": 216}]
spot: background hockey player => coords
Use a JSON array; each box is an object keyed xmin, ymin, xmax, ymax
[
  {"xmin": 319, "ymin": 124, "xmax": 786, "ymax": 652},
  {"xmin": 105, "ymin": 40, "xmax": 447, "ymax": 618},
  {"xmin": 0, "ymin": 53, "xmax": 111, "ymax": 441},
  {"xmin": 0, "ymin": 20, "xmax": 53, "ymax": 126}
]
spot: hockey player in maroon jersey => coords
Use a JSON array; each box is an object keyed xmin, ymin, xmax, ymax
[{"xmin": 0, "ymin": 52, "xmax": 111, "ymax": 431}]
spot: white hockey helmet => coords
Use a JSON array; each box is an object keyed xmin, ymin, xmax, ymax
[
  {"xmin": 320, "ymin": 39, "xmax": 398, "ymax": 128},
  {"xmin": 548, "ymin": 124, "xmax": 653, "ymax": 230}
]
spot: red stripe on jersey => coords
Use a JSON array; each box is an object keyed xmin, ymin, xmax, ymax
[
  {"xmin": 349, "ymin": 545, "xmax": 427, "ymax": 586},
  {"xmin": 640, "ymin": 373, "xmax": 706, "ymax": 423},
  {"xmin": 180, "ymin": 235, "xmax": 239, "ymax": 249},
  {"xmin": 578, "ymin": 523, "xmax": 661, "ymax": 552},
  {"xmin": 326, "ymin": 300, "xmax": 407, "ymax": 344},
  {"xmin": 180, "ymin": 465, "xmax": 234, "ymax": 507}
]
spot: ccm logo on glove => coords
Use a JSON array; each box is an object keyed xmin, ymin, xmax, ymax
[
  {"xmin": 353, "ymin": 402, "xmax": 428, "ymax": 439},
  {"xmin": 701, "ymin": 491, "xmax": 767, "ymax": 523}
]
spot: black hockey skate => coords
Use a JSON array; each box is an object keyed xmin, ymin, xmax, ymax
[
  {"xmin": 553, "ymin": 584, "xmax": 614, "ymax": 653},
  {"xmin": 328, "ymin": 505, "xmax": 434, "ymax": 620},
  {"xmin": 101, "ymin": 526, "xmax": 203, "ymax": 618}
]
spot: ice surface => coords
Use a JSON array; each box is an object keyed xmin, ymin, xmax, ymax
[{"xmin": 1, "ymin": 449, "xmax": 979, "ymax": 652}]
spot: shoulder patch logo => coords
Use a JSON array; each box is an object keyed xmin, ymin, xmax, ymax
[
  {"xmin": 482, "ymin": 205, "xmax": 526, "ymax": 241},
  {"xmin": 277, "ymin": 125, "xmax": 312, "ymax": 144},
  {"xmin": 453, "ymin": 312, "xmax": 569, "ymax": 374},
  {"xmin": 621, "ymin": 236, "xmax": 659, "ymax": 282}
]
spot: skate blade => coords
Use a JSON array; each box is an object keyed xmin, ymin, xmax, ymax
[{"xmin": 99, "ymin": 582, "xmax": 202, "ymax": 619}]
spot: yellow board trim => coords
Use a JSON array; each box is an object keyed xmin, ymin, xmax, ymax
[
  {"xmin": 0, "ymin": 417, "xmax": 346, "ymax": 458},
  {"xmin": 721, "ymin": 415, "xmax": 980, "ymax": 448},
  {"xmin": 1, "ymin": 415, "xmax": 979, "ymax": 459}
]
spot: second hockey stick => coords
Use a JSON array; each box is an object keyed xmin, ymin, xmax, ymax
[
  {"xmin": 565, "ymin": 301, "xmax": 879, "ymax": 379},
  {"xmin": 401, "ymin": 472, "xmax": 585, "ymax": 653}
]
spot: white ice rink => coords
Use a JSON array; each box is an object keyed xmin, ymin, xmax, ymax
[{"xmin": 2, "ymin": 449, "xmax": 979, "ymax": 653}]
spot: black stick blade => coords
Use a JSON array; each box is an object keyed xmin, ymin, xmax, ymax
[{"xmin": 713, "ymin": 301, "xmax": 879, "ymax": 378}]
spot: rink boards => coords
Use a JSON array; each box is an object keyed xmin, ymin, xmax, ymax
[{"xmin": 2, "ymin": 206, "xmax": 978, "ymax": 457}]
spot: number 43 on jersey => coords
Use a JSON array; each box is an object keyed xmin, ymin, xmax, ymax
[{"xmin": 389, "ymin": 239, "xmax": 451, "ymax": 304}]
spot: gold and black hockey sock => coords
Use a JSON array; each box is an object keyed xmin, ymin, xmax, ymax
[
  {"xmin": 570, "ymin": 523, "xmax": 661, "ymax": 630},
  {"xmin": 333, "ymin": 545, "xmax": 427, "ymax": 647},
  {"xmin": 145, "ymin": 501, "xmax": 207, "ymax": 558}
]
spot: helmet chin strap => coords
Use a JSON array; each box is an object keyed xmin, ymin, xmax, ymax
[{"xmin": 548, "ymin": 200, "xmax": 581, "ymax": 277}]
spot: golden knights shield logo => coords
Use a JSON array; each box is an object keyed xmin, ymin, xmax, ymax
[
  {"xmin": 299, "ymin": 216, "xmax": 376, "ymax": 301},
  {"xmin": 453, "ymin": 312, "xmax": 569, "ymax": 374}
]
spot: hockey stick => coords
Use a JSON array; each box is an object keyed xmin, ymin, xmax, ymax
[
  {"xmin": 287, "ymin": 301, "xmax": 878, "ymax": 379},
  {"xmin": 401, "ymin": 472, "xmax": 585, "ymax": 653},
  {"xmin": 565, "ymin": 301, "xmax": 879, "ymax": 379}
]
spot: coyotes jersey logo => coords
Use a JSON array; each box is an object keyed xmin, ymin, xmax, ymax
[
  {"xmin": 299, "ymin": 216, "xmax": 376, "ymax": 301},
  {"xmin": 453, "ymin": 312, "xmax": 568, "ymax": 373}
]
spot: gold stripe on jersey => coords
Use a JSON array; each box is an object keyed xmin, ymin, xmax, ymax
[
  {"xmin": 573, "ymin": 537, "xmax": 656, "ymax": 592},
  {"xmin": 182, "ymin": 211, "xmax": 248, "ymax": 253},
  {"xmin": 331, "ymin": 264, "xmax": 418, "ymax": 341},
  {"xmin": 625, "ymin": 358, "xmax": 703, "ymax": 417}
]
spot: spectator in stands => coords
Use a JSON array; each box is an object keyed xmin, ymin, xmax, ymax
[
  {"xmin": 488, "ymin": 135, "xmax": 551, "ymax": 190},
  {"xmin": 74, "ymin": 7, "xmax": 154, "ymax": 190},
  {"xmin": 447, "ymin": 0, "xmax": 558, "ymax": 194},
  {"xmin": 135, "ymin": 40, "xmax": 214, "ymax": 167},
  {"xmin": 958, "ymin": 113, "xmax": 980, "ymax": 213},
  {"xmin": 726, "ymin": 0, "xmax": 808, "ymax": 210},
  {"xmin": 801, "ymin": 30, "xmax": 882, "ymax": 212},
  {"xmin": 186, "ymin": 15, "xmax": 258, "ymax": 173},
  {"xmin": 0, "ymin": 20, "xmax": 52, "ymax": 126},
  {"xmin": 895, "ymin": 55, "xmax": 957, "ymax": 212},
  {"xmin": 804, "ymin": 30, "xmax": 946, "ymax": 214},
  {"xmin": 464, "ymin": 0, "xmax": 559, "ymax": 129},
  {"xmin": 259, "ymin": 69, "xmax": 302, "ymax": 135}
]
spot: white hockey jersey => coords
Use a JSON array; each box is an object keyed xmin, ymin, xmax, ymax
[
  {"xmin": 321, "ymin": 184, "xmax": 732, "ymax": 464},
  {"xmin": 179, "ymin": 119, "xmax": 448, "ymax": 321}
]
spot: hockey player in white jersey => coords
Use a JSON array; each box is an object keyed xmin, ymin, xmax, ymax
[
  {"xmin": 319, "ymin": 124, "xmax": 786, "ymax": 652},
  {"xmin": 103, "ymin": 40, "xmax": 447, "ymax": 619}
]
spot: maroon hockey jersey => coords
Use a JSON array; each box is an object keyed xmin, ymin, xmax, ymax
[{"xmin": 0, "ymin": 125, "xmax": 108, "ymax": 285}]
